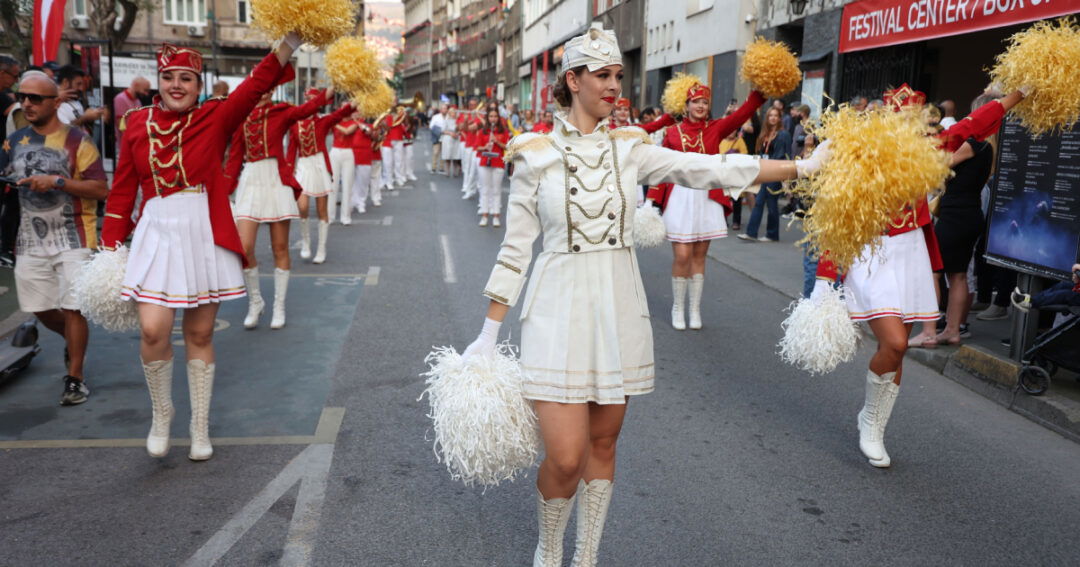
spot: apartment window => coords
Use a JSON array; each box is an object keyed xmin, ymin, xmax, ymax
[
  {"xmin": 73, "ymin": 0, "xmax": 88, "ymax": 16},
  {"xmin": 237, "ymin": 0, "xmax": 249, "ymax": 24},
  {"xmin": 594, "ymin": 0, "xmax": 620, "ymax": 15},
  {"xmin": 164, "ymin": 0, "xmax": 207, "ymax": 25}
]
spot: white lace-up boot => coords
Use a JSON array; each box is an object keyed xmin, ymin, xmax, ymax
[
  {"xmin": 570, "ymin": 479, "xmax": 614, "ymax": 567},
  {"xmin": 858, "ymin": 370, "xmax": 899, "ymax": 468},
  {"xmin": 671, "ymin": 277, "xmax": 688, "ymax": 330},
  {"xmin": 270, "ymin": 268, "xmax": 289, "ymax": 329},
  {"xmin": 533, "ymin": 490, "xmax": 576, "ymax": 567},
  {"xmin": 299, "ymin": 217, "xmax": 311, "ymax": 260},
  {"xmin": 187, "ymin": 359, "xmax": 215, "ymax": 461},
  {"xmin": 313, "ymin": 220, "xmax": 329, "ymax": 264},
  {"xmin": 688, "ymin": 274, "xmax": 704, "ymax": 330},
  {"xmin": 142, "ymin": 358, "xmax": 174, "ymax": 458},
  {"xmin": 243, "ymin": 268, "xmax": 263, "ymax": 329}
]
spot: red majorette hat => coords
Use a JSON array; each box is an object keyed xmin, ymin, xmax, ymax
[
  {"xmin": 615, "ymin": 97, "xmax": 631, "ymax": 108},
  {"xmin": 157, "ymin": 44, "xmax": 203, "ymax": 74},
  {"xmin": 687, "ymin": 84, "xmax": 711, "ymax": 102},
  {"xmin": 883, "ymin": 83, "xmax": 926, "ymax": 111},
  {"xmin": 305, "ymin": 87, "xmax": 322, "ymax": 98}
]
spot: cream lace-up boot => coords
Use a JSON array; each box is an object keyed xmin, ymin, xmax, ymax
[
  {"xmin": 270, "ymin": 268, "xmax": 289, "ymax": 329},
  {"xmin": 570, "ymin": 479, "xmax": 614, "ymax": 567},
  {"xmin": 142, "ymin": 359, "xmax": 174, "ymax": 457},
  {"xmin": 533, "ymin": 490, "xmax": 576, "ymax": 567},
  {"xmin": 243, "ymin": 268, "xmax": 263, "ymax": 329},
  {"xmin": 187, "ymin": 359, "xmax": 215, "ymax": 461},
  {"xmin": 671, "ymin": 277, "xmax": 688, "ymax": 330},
  {"xmin": 313, "ymin": 220, "xmax": 329, "ymax": 264},
  {"xmin": 299, "ymin": 217, "xmax": 312, "ymax": 260},
  {"xmin": 858, "ymin": 370, "xmax": 899, "ymax": 468},
  {"xmin": 688, "ymin": 274, "xmax": 704, "ymax": 330}
]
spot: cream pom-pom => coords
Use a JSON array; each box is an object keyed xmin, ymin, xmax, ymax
[
  {"xmin": 250, "ymin": 0, "xmax": 356, "ymax": 47},
  {"xmin": 325, "ymin": 36, "xmax": 383, "ymax": 97},
  {"xmin": 73, "ymin": 247, "xmax": 139, "ymax": 333},
  {"xmin": 419, "ymin": 343, "xmax": 539, "ymax": 488},
  {"xmin": 355, "ymin": 81, "xmax": 396, "ymax": 119},
  {"xmin": 778, "ymin": 281, "xmax": 859, "ymax": 375},
  {"xmin": 740, "ymin": 37, "xmax": 801, "ymax": 98},
  {"xmin": 633, "ymin": 204, "xmax": 667, "ymax": 248}
]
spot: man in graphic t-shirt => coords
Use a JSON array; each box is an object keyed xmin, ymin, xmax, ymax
[{"xmin": 0, "ymin": 73, "xmax": 108, "ymax": 406}]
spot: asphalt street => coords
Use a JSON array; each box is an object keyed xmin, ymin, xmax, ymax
[{"xmin": 1, "ymin": 136, "xmax": 1079, "ymax": 566}]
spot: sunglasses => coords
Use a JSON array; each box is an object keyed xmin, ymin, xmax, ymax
[{"xmin": 15, "ymin": 92, "xmax": 58, "ymax": 105}]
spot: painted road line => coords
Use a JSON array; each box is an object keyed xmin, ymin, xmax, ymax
[
  {"xmin": 383, "ymin": 215, "xmax": 393, "ymax": 226},
  {"xmin": 0, "ymin": 407, "xmax": 345, "ymax": 450},
  {"xmin": 430, "ymin": 181, "xmax": 437, "ymax": 192},
  {"xmin": 439, "ymin": 234, "xmax": 457, "ymax": 284},
  {"xmin": 364, "ymin": 266, "xmax": 381, "ymax": 286},
  {"xmin": 182, "ymin": 441, "xmax": 337, "ymax": 567}
]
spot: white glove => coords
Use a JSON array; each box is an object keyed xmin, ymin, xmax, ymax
[
  {"xmin": 283, "ymin": 32, "xmax": 303, "ymax": 51},
  {"xmin": 462, "ymin": 318, "xmax": 502, "ymax": 360},
  {"xmin": 809, "ymin": 279, "xmax": 831, "ymax": 302},
  {"xmin": 795, "ymin": 139, "xmax": 831, "ymax": 178}
]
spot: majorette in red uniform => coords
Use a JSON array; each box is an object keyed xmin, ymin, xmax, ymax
[
  {"xmin": 474, "ymin": 108, "xmax": 511, "ymax": 227},
  {"xmin": 645, "ymin": 81, "xmax": 766, "ymax": 331},
  {"xmin": 369, "ymin": 116, "xmax": 386, "ymax": 203},
  {"xmin": 102, "ymin": 37, "xmax": 301, "ymax": 461},
  {"xmin": 380, "ymin": 107, "xmax": 408, "ymax": 189},
  {"xmin": 460, "ymin": 109, "xmax": 483, "ymax": 199},
  {"xmin": 287, "ymin": 88, "xmax": 352, "ymax": 264},
  {"xmin": 608, "ymin": 97, "xmax": 633, "ymax": 128},
  {"xmin": 328, "ymin": 111, "xmax": 360, "ymax": 224},
  {"xmin": 812, "ymin": 83, "xmax": 1022, "ymax": 469},
  {"xmin": 225, "ymin": 84, "xmax": 330, "ymax": 331},
  {"xmin": 350, "ymin": 117, "xmax": 379, "ymax": 214}
]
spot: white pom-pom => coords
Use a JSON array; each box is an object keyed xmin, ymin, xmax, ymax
[
  {"xmin": 419, "ymin": 343, "xmax": 539, "ymax": 488},
  {"xmin": 633, "ymin": 204, "xmax": 667, "ymax": 248},
  {"xmin": 778, "ymin": 281, "xmax": 859, "ymax": 375},
  {"xmin": 73, "ymin": 247, "xmax": 139, "ymax": 333}
]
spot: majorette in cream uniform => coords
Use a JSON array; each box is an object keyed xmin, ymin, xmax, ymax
[{"xmin": 480, "ymin": 26, "xmax": 761, "ymax": 567}]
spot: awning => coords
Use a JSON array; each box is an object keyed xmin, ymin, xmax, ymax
[{"xmin": 839, "ymin": 0, "xmax": 1080, "ymax": 53}]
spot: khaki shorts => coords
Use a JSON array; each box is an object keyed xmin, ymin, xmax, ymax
[{"xmin": 14, "ymin": 248, "xmax": 92, "ymax": 313}]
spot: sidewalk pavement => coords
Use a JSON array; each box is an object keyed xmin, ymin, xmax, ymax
[{"xmin": 710, "ymin": 219, "xmax": 1080, "ymax": 442}]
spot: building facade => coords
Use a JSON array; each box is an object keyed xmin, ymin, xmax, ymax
[
  {"xmin": 430, "ymin": 0, "xmax": 504, "ymax": 105},
  {"xmin": 643, "ymin": 0, "xmax": 759, "ymax": 112},
  {"xmin": 404, "ymin": 0, "xmax": 434, "ymax": 105}
]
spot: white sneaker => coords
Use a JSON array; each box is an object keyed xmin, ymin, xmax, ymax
[
  {"xmin": 479, "ymin": 216, "xmax": 489, "ymax": 227},
  {"xmin": 737, "ymin": 233, "xmax": 756, "ymax": 241},
  {"xmin": 356, "ymin": 206, "xmax": 366, "ymax": 215},
  {"xmin": 492, "ymin": 216, "xmax": 501, "ymax": 227},
  {"xmin": 758, "ymin": 237, "xmax": 776, "ymax": 242}
]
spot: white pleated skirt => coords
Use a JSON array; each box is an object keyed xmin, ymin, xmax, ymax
[
  {"xmin": 662, "ymin": 184, "xmax": 728, "ymax": 243},
  {"xmin": 844, "ymin": 229, "xmax": 940, "ymax": 323},
  {"xmin": 519, "ymin": 247, "xmax": 654, "ymax": 405},
  {"xmin": 295, "ymin": 154, "xmax": 333, "ymax": 197},
  {"xmin": 122, "ymin": 190, "xmax": 245, "ymax": 308},
  {"xmin": 233, "ymin": 158, "xmax": 300, "ymax": 223}
]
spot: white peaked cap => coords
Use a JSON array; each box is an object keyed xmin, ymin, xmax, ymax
[{"xmin": 561, "ymin": 24, "xmax": 622, "ymax": 75}]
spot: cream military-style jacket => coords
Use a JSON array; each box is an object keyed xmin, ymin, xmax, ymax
[{"xmin": 483, "ymin": 113, "xmax": 760, "ymax": 306}]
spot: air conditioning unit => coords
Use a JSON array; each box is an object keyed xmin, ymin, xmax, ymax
[
  {"xmin": 187, "ymin": 25, "xmax": 206, "ymax": 37},
  {"xmin": 70, "ymin": 15, "xmax": 90, "ymax": 30}
]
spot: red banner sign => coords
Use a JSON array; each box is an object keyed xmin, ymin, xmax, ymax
[{"xmin": 839, "ymin": 0, "xmax": 1080, "ymax": 53}]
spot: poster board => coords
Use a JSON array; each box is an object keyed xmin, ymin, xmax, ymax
[{"xmin": 984, "ymin": 121, "xmax": 1080, "ymax": 282}]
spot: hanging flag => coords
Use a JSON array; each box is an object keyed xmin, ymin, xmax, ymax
[{"xmin": 33, "ymin": 0, "xmax": 68, "ymax": 65}]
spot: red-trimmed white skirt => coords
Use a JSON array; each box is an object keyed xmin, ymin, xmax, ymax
[
  {"xmin": 121, "ymin": 189, "xmax": 246, "ymax": 308},
  {"xmin": 295, "ymin": 154, "xmax": 333, "ymax": 197},
  {"xmin": 844, "ymin": 229, "xmax": 940, "ymax": 323},
  {"xmin": 662, "ymin": 184, "xmax": 728, "ymax": 243},
  {"xmin": 233, "ymin": 158, "xmax": 300, "ymax": 223}
]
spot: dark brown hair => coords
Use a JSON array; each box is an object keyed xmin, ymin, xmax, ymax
[{"xmin": 552, "ymin": 66, "xmax": 586, "ymax": 108}]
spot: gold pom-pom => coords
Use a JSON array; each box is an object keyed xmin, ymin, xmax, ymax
[
  {"xmin": 740, "ymin": 37, "xmax": 801, "ymax": 98},
  {"xmin": 796, "ymin": 106, "xmax": 952, "ymax": 272},
  {"xmin": 989, "ymin": 17, "xmax": 1080, "ymax": 137},
  {"xmin": 354, "ymin": 82, "xmax": 396, "ymax": 119},
  {"xmin": 326, "ymin": 36, "xmax": 383, "ymax": 96},
  {"xmin": 661, "ymin": 73, "xmax": 703, "ymax": 116},
  {"xmin": 250, "ymin": 0, "xmax": 356, "ymax": 47}
]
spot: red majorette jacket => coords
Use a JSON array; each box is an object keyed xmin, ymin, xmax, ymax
[
  {"xmin": 646, "ymin": 90, "xmax": 767, "ymax": 212},
  {"xmin": 224, "ymin": 90, "xmax": 328, "ymax": 198},
  {"xmin": 475, "ymin": 129, "xmax": 510, "ymax": 168},
  {"xmin": 383, "ymin": 111, "xmax": 407, "ymax": 142},
  {"xmin": 102, "ymin": 52, "xmax": 295, "ymax": 264},
  {"xmin": 351, "ymin": 121, "xmax": 376, "ymax": 166},
  {"xmin": 286, "ymin": 103, "xmax": 353, "ymax": 173},
  {"xmin": 332, "ymin": 119, "xmax": 356, "ymax": 149},
  {"xmin": 816, "ymin": 99, "xmax": 1008, "ymax": 281}
]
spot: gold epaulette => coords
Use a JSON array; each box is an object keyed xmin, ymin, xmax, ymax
[
  {"xmin": 120, "ymin": 105, "xmax": 152, "ymax": 132},
  {"xmin": 504, "ymin": 134, "xmax": 551, "ymax": 160},
  {"xmin": 610, "ymin": 127, "xmax": 653, "ymax": 145}
]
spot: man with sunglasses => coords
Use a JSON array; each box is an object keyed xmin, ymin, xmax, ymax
[{"xmin": 0, "ymin": 72, "xmax": 108, "ymax": 406}]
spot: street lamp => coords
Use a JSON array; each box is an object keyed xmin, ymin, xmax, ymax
[{"xmin": 790, "ymin": 0, "xmax": 809, "ymax": 16}]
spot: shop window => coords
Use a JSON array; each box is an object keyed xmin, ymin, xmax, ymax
[
  {"xmin": 237, "ymin": 0, "xmax": 249, "ymax": 24},
  {"xmin": 164, "ymin": 0, "xmax": 207, "ymax": 25}
]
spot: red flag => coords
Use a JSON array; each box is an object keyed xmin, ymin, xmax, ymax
[{"xmin": 33, "ymin": 0, "xmax": 68, "ymax": 65}]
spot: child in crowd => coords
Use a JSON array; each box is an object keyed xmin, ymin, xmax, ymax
[{"xmin": 1011, "ymin": 264, "xmax": 1080, "ymax": 311}]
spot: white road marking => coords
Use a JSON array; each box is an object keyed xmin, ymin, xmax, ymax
[
  {"xmin": 439, "ymin": 234, "xmax": 457, "ymax": 284},
  {"xmin": 383, "ymin": 215, "xmax": 393, "ymax": 226},
  {"xmin": 280, "ymin": 444, "xmax": 334, "ymax": 566},
  {"xmin": 364, "ymin": 266, "xmax": 381, "ymax": 286},
  {"xmin": 429, "ymin": 181, "xmax": 437, "ymax": 193}
]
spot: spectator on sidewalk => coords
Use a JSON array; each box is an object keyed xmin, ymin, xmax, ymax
[
  {"xmin": 851, "ymin": 96, "xmax": 868, "ymax": 111},
  {"xmin": 738, "ymin": 106, "xmax": 791, "ymax": 242},
  {"xmin": 1, "ymin": 72, "xmax": 108, "ymax": 405},
  {"xmin": 56, "ymin": 65, "xmax": 106, "ymax": 134},
  {"xmin": 429, "ymin": 103, "xmax": 446, "ymax": 173},
  {"xmin": 1011, "ymin": 265, "xmax": 1080, "ymax": 311},
  {"xmin": 939, "ymin": 99, "xmax": 957, "ymax": 128},
  {"xmin": 112, "ymin": 76, "xmax": 150, "ymax": 159}
]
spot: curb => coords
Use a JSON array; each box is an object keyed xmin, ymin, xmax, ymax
[{"xmin": 707, "ymin": 251, "xmax": 1080, "ymax": 443}]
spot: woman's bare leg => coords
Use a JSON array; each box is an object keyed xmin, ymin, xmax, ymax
[{"xmin": 535, "ymin": 401, "xmax": 591, "ymax": 499}]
